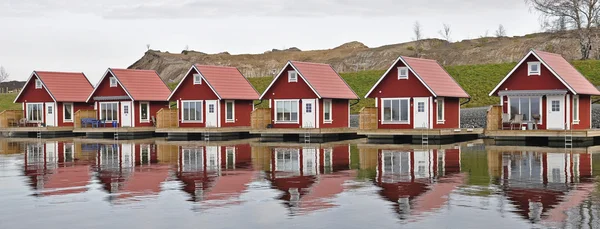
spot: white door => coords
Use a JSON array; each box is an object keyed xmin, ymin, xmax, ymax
[
  {"xmin": 206, "ymin": 146, "xmax": 221, "ymax": 171},
  {"xmin": 547, "ymin": 95, "xmax": 565, "ymax": 130},
  {"xmin": 413, "ymin": 98, "xmax": 429, "ymax": 129},
  {"xmin": 205, "ymin": 100, "xmax": 218, "ymax": 127},
  {"xmin": 302, "ymin": 147, "xmax": 318, "ymax": 175},
  {"xmin": 302, "ymin": 99, "xmax": 316, "ymax": 128},
  {"xmin": 120, "ymin": 143, "xmax": 134, "ymax": 168},
  {"xmin": 120, "ymin": 102, "xmax": 132, "ymax": 127},
  {"xmin": 45, "ymin": 103, "xmax": 55, "ymax": 126}
]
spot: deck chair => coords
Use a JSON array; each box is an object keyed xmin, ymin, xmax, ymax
[
  {"xmin": 511, "ymin": 114, "xmax": 524, "ymax": 130},
  {"xmin": 18, "ymin": 118, "xmax": 28, "ymax": 127},
  {"xmin": 532, "ymin": 114, "xmax": 541, "ymax": 130},
  {"xmin": 501, "ymin": 113, "xmax": 511, "ymax": 130}
]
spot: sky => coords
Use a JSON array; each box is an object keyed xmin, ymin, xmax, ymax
[{"xmin": 0, "ymin": 0, "xmax": 541, "ymax": 84}]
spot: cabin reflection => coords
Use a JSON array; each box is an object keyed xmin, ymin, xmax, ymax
[{"xmin": 264, "ymin": 145, "xmax": 354, "ymax": 215}]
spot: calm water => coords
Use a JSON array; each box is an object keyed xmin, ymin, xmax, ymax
[{"xmin": 1, "ymin": 138, "xmax": 600, "ymax": 229}]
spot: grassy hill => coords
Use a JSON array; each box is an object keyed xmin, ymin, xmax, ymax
[{"xmin": 0, "ymin": 93, "xmax": 21, "ymax": 111}]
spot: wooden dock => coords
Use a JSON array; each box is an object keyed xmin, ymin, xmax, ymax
[
  {"xmin": 73, "ymin": 127, "xmax": 157, "ymax": 140},
  {"xmin": 250, "ymin": 128, "xmax": 360, "ymax": 143},
  {"xmin": 155, "ymin": 126, "xmax": 253, "ymax": 141},
  {"xmin": 0, "ymin": 127, "xmax": 76, "ymax": 138},
  {"xmin": 357, "ymin": 128, "xmax": 483, "ymax": 144},
  {"xmin": 485, "ymin": 129, "xmax": 600, "ymax": 147}
]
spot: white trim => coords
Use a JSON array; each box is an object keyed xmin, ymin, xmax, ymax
[
  {"xmin": 323, "ymin": 99, "xmax": 333, "ymax": 123},
  {"xmin": 216, "ymin": 100, "xmax": 221, "ymax": 127},
  {"xmin": 365, "ymin": 57, "xmax": 438, "ymax": 98},
  {"xmin": 193, "ymin": 73, "xmax": 202, "ymax": 85},
  {"xmin": 109, "ymin": 77, "xmax": 118, "ymax": 87},
  {"xmin": 180, "ymin": 100, "xmax": 203, "ymax": 123},
  {"xmin": 506, "ymin": 96, "xmax": 543, "ymax": 125},
  {"xmin": 35, "ymin": 79, "xmax": 42, "ymax": 89},
  {"xmin": 86, "ymin": 69, "xmax": 135, "ymax": 102},
  {"xmin": 573, "ymin": 95, "xmax": 580, "ymax": 124},
  {"xmin": 429, "ymin": 97, "xmax": 433, "ymax": 128},
  {"xmin": 566, "ymin": 94, "xmax": 571, "ymax": 130},
  {"xmin": 436, "ymin": 98, "xmax": 445, "ymax": 124},
  {"xmin": 527, "ymin": 61, "xmax": 541, "ymax": 76},
  {"xmin": 14, "ymin": 72, "xmax": 57, "ymax": 103},
  {"xmin": 288, "ymin": 70, "xmax": 298, "ymax": 82},
  {"xmin": 139, "ymin": 102, "xmax": 150, "ymax": 123},
  {"xmin": 168, "ymin": 66, "xmax": 222, "ymax": 101},
  {"xmin": 98, "ymin": 101, "xmax": 120, "ymax": 123},
  {"xmin": 259, "ymin": 61, "xmax": 322, "ymax": 100},
  {"xmin": 489, "ymin": 50, "xmax": 577, "ymax": 96},
  {"xmin": 25, "ymin": 102, "xmax": 44, "ymax": 123},
  {"xmin": 315, "ymin": 99, "xmax": 320, "ymax": 128},
  {"xmin": 225, "ymin": 100, "xmax": 235, "ymax": 123},
  {"xmin": 63, "ymin": 103, "xmax": 74, "ymax": 123},
  {"xmin": 375, "ymin": 97, "xmax": 378, "ymax": 107},
  {"xmin": 273, "ymin": 99, "xmax": 300, "ymax": 124},
  {"xmin": 397, "ymin": 67, "xmax": 409, "ymax": 79},
  {"xmin": 380, "ymin": 97, "xmax": 411, "ymax": 124},
  {"xmin": 348, "ymin": 100, "xmax": 351, "ymax": 128}
]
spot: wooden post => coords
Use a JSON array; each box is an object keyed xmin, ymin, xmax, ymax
[{"xmin": 486, "ymin": 105, "xmax": 502, "ymax": 131}]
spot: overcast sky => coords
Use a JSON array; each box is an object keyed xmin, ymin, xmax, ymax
[{"xmin": 0, "ymin": 0, "xmax": 541, "ymax": 84}]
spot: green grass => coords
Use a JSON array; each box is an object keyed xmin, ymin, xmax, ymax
[{"xmin": 0, "ymin": 93, "xmax": 21, "ymax": 111}]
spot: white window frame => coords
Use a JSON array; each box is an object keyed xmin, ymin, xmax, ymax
[
  {"xmin": 381, "ymin": 98, "xmax": 410, "ymax": 124},
  {"xmin": 436, "ymin": 98, "xmax": 445, "ymax": 124},
  {"xmin": 288, "ymin": 71, "xmax": 298, "ymax": 83},
  {"xmin": 35, "ymin": 79, "xmax": 42, "ymax": 89},
  {"xmin": 397, "ymin": 67, "xmax": 409, "ymax": 79},
  {"xmin": 109, "ymin": 77, "xmax": 118, "ymax": 87},
  {"xmin": 225, "ymin": 100, "xmax": 235, "ymax": 123},
  {"xmin": 507, "ymin": 96, "xmax": 543, "ymax": 124},
  {"xmin": 323, "ymin": 99, "xmax": 333, "ymax": 123},
  {"xmin": 63, "ymin": 103, "xmax": 74, "ymax": 123},
  {"xmin": 181, "ymin": 100, "xmax": 203, "ymax": 123},
  {"xmin": 193, "ymin": 74, "xmax": 202, "ymax": 85},
  {"xmin": 139, "ymin": 102, "xmax": 150, "ymax": 123},
  {"xmin": 99, "ymin": 102, "xmax": 119, "ymax": 122},
  {"xmin": 26, "ymin": 103, "xmax": 44, "ymax": 123},
  {"xmin": 527, "ymin": 62, "xmax": 541, "ymax": 76},
  {"xmin": 573, "ymin": 95, "xmax": 580, "ymax": 124},
  {"xmin": 274, "ymin": 99, "xmax": 300, "ymax": 124}
]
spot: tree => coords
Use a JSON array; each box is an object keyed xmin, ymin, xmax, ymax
[
  {"xmin": 438, "ymin": 24, "xmax": 452, "ymax": 42},
  {"xmin": 413, "ymin": 21, "xmax": 423, "ymax": 57},
  {"xmin": 146, "ymin": 44, "xmax": 151, "ymax": 50},
  {"xmin": 0, "ymin": 66, "xmax": 9, "ymax": 83},
  {"xmin": 495, "ymin": 24, "xmax": 507, "ymax": 37},
  {"xmin": 525, "ymin": 0, "xmax": 600, "ymax": 59}
]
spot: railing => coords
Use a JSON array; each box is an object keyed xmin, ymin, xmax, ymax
[
  {"xmin": 156, "ymin": 108, "xmax": 178, "ymax": 128},
  {"xmin": 486, "ymin": 105, "xmax": 502, "ymax": 131},
  {"xmin": 0, "ymin": 110, "xmax": 23, "ymax": 128},
  {"xmin": 359, "ymin": 107, "xmax": 377, "ymax": 130},
  {"xmin": 74, "ymin": 110, "xmax": 97, "ymax": 128},
  {"xmin": 251, "ymin": 108, "xmax": 271, "ymax": 129}
]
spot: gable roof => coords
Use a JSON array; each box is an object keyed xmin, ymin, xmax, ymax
[
  {"xmin": 168, "ymin": 64, "xmax": 259, "ymax": 100},
  {"xmin": 365, "ymin": 56, "xmax": 469, "ymax": 98},
  {"xmin": 259, "ymin": 61, "xmax": 358, "ymax": 100},
  {"xmin": 489, "ymin": 50, "xmax": 600, "ymax": 96},
  {"xmin": 14, "ymin": 71, "xmax": 94, "ymax": 103},
  {"xmin": 87, "ymin": 68, "xmax": 171, "ymax": 102}
]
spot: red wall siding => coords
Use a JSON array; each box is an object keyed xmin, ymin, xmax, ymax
[
  {"xmin": 367, "ymin": 61, "xmax": 433, "ymax": 98},
  {"xmin": 493, "ymin": 56, "xmax": 568, "ymax": 94},
  {"xmin": 90, "ymin": 72, "xmax": 129, "ymax": 98},
  {"xmin": 572, "ymin": 95, "xmax": 592, "ymax": 129},
  {"xmin": 133, "ymin": 101, "xmax": 169, "ymax": 127},
  {"xmin": 262, "ymin": 66, "xmax": 318, "ymax": 100},
  {"xmin": 320, "ymin": 99, "xmax": 350, "ymax": 128},
  {"xmin": 170, "ymin": 69, "xmax": 219, "ymax": 101},
  {"xmin": 16, "ymin": 75, "xmax": 54, "ymax": 103},
  {"xmin": 56, "ymin": 102, "xmax": 93, "ymax": 127},
  {"xmin": 433, "ymin": 97, "xmax": 460, "ymax": 129},
  {"xmin": 220, "ymin": 100, "xmax": 253, "ymax": 127}
]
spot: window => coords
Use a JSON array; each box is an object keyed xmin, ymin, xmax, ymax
[
  {"xmin": 437, "ymin": 98, "xmax": 444, "ymax": 123},
  {"xmin": 528, "ymin": 62, "xmax": 541, "ymax": 76},
  {"xmin": 225, "ymin": 101, "xmax": 234, "ymax": 123},
  {"xmin": 275, "ymin": 148, "xmax": 300, "ymax": 172},
  {"xmin": 324, "ymin": 99, "xmax": 332, "ymax": 123},
  {"xmin": 35, "ymin": 79, "xmax": 42, "ymax": 89},
  {"xmin": 509, "ymin": 97, "xmax": 541, "ymax": 122},
  {"xmin": 275, "ymin": 100, "xmax": 299, "ymax": 123},
  {"xmin": 47, "ymin": 105, "xmax": 53, "ymax": 115},
  {"xmin": 288, "ymin": 71, "xmax": 298, "ymax": 82},
  {"xmin": 417, "ymin": 102, "xmax": 425, "ymax": 112},
  {"xmin": 208, "ymin": 104, "xmax": 215, "ymax": 113},
  {"xmin": 551, "ymin": 100, "xmax": 560, "ymax": 112},
  {"xmin": 63, "ymin": 103, "xmax": 73, "ymax": 122},
  {"xmin": 305, "ymin": 103, "xmax": 312, "ymax": 113},
  {"xmin": 26, "ymin": 103, "xmax": 43, "ymax": 122},
  {"xmin": 110, "ymin": 77, "xmax": 118, "ymax": 87},
  {"xmin": 193, "ymin": 74, "xmax": 202, "ymax": 85},
  {"xmin": 182, "ymin": 101, "xmax": 202, "ymax": 122},
  {"xmin": 398, "ymin": 67, "xmax": 409, "ymax": 79},
  {"xmin": 140, "ymin": 102, "xmax": 149, "ymax": 122},
  {"xmin": 182, "ymin": 148, "xmax": 203, "ymax": 172},
  {"xmin": 123, "ymin": 105, "xmax": 128, "ymax": 114},
  {"xmin": 99, "ymin": 102, "xmax": 119, "ymax": 122},
  {"xmin": 64, "ymin": 143, "xmax": 74, "ymax": 162},
  {"xmin": 382, "ymin": 98, "xmax": 409, "ymax": 123},
  {"xmin": 573, "ymin": 96, "xmax": 580, "ymax": 123}
]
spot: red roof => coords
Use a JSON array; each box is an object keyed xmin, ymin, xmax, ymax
[
  {"xmin": 533, "ymin": 50, "xmax": 600, "ymax": 95},
  {"xmin": 290, "ymin": 61, "xmax": 358, "ymax": 99},
  {"xmin": 22, "ymin": 71, "xmax": 93, "ymax": 102},
  {"xmin": 366, "ymin": 57, "xmax": 469, "ymax": 98},
  {"xmin": 192, "ymin": 65, "xmax": 259, "ymax": 100},
  {"xmin": 110, "ymin": 69, "xmax": 171, "ymax": 101}
]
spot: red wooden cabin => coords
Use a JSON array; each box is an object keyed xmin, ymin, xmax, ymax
[
  {"xmin": 14, "ymin": 71, "xmax": 94, "ymax": 127},
  {"xmin": 168, "ymin": 64, "xmax": 259, "ymax": 128},
  {"xmin": 86, "ymin": 69, "xmax": 171, "ymax": 128},
  {"xmin": 260, "ymin": 61, "xmax": 358, "ymax": 129},
  {"xmin": 365, "ymin": 56, "xmax": 469, "ymax": 129},
  {"xmin": 489, "ymin": 50, "xmax": 600, "ymax": 130}
]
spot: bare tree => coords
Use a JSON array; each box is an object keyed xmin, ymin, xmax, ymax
[
  {"xmin": 146, "ymin": 44, "xmax": 151, "ymax": 50},
  {"xmin": 495, "ymin": 24, "xmax": 507, "ymax": 37},
  {"xmin": 480, "ymin": 30, "xmax": 489, "ymax": 38},
  {"xmin": 0, "ymin": 66, "xmax": 9, "ymax": 83},
  {"xmin": 413, "ymin": 21, "xmax": 423, "ymax": 57},
  {"xmin": 525, "ymin": 0, "xmax": 600, "ymax": 59},
  {"xmin": 438, "ymin": 24, "xmax": 452, "ymax": 42}
]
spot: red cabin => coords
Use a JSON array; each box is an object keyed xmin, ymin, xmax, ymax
[
  {"xmin": 365, "ymin": 56, "xmax": 469, "ymax": 129},
  {"xmin": 260, "ymin": 61, "xmax": 358, "ymax": 129},
  {"xmin": 489, "ymin": 50, "xmax": 600, "ymax": 130},
  {"xmin": 14, "ymin": 71, "xmax": 94, "ymax": 127},
  {"xmin": 86, "ymin": 69, "xmax": 171, "ymax": 127},
  {"xmin": 168, "ymin": 65, "xmax": 259, "ymax": 128}
]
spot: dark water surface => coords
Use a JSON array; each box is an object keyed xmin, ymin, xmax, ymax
[{"xmin": 1, "ymin": 138, "xmax": 599, "ymax": 229}]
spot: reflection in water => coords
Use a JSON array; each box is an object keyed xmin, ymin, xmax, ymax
[{"xmin": 2, "ymin": 139, "xmax": 600, "ymax": 228}]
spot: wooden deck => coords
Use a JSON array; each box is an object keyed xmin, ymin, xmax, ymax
[
  {"xmin": 155, "ymin": 126, "xmax": 252, "ymax": 133},
  {"xmin": 0, "ymin": 127, "xmax": 74, "ymax": 132},
  {"xmin": 250, "ymin": 127, "xmax": 358, "ymax": 134},
  {"xmin": 485, "ymin": 144, "xmax": 600, "ymax": 154},
  {"xmin": 357, "ymin": 128, "xmax": 484, "ymax": 136},
  {"xmin": 250, "ymin": 138, "xmax": 366, "ymax": 148},
  {"xmin": 73, "ymin": 127, "xmax": 156, "ymax": 133},
  {"xmin": 357, "ymin": 139, "xmax": 485, "ymax": 150},
  {"xmin": 155, "ymin": 137, "xmax": 259, "ymax": 146},
  {"xmin": 485, "ymin": 129, "xmax": 600, "ymax": 138}
]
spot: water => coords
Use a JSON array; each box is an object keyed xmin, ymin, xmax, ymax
[{"xmin": 1, "ymin": 138, "xmax": 599, "ymax": 229}]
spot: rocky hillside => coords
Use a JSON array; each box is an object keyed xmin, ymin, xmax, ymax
[{"xmin": 129, "ymin": 31, "xmax": 586, "ymax": 82}]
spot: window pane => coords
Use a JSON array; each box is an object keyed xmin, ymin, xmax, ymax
[
  {"xmin": 183, "ymin": 102, "xmax": 189, "ymax": 120},
  {"xmin": 112, "ymin": 103, "xmax": 118, "ymax": 121},
  {"xmin": 400, "ymin": 100, "xmax": 409, "ymax": 121},
  {"xmin": 291, "ymin": 101, "xmax": 298, "ymax": 113},
  {"xmin": 383, "ymin": 100, "xmax": 391, "ymax": 121},
  {"xmin": 392, "ymin": 100, "xmax": 400, "ymax": 121},
  {"xmin": 574, "ymin": 97, "xmax": 579, "ymax": 119},
  {"xmin": 226, "ymin": 102, "xmax": 233, "ymax": 120},
  {"xmin": 437, "ymin": 100, "xmax": 443, "ymax": 120},
  {"xmin": 520, "ymin": 98, "xmax": 530, "ymax": 121},
  {"xmin": 510, "ymin": 98, "xmax": 519, "ymax": 119},
  {"xmin": 141, "ymin": 103, "xmax": 148, "ymax": 120},
  {"xmin": 196, "ymin": 102, "xmax": 202, "ymax": 121},
  {"xmin": 64, "ymin": 104, "xmax": 72, "ymax": 120},
  {"xmin": 531, "ymin": 98, "xmax": 540, "ymax": 120}
]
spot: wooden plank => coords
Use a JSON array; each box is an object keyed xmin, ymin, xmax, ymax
[
  {"xmin": 485, "ymin": 129, "xmax": 596, "ymax": 137},
  {"xmin": 74, "ymin": 110, "xmax": 96, "ymax": 128},
  {"xmin": 156, "ymin": 108, "xmax": 178, "ymax": 128},
  {"xmin": 250, "ymin": 127, "xmax": 358, "ymax": 134},
  {"xmin": 73, "ymin": 127, "xmax": 155, "ymax": 133},
  {"xmin": 0, "ymin": 110, "xmax": 23, "ymax": 128},
  {"xmin": 155, "ymin": 126, "xmax": 252, "ymax": 133},
  {"xmin": 251, "ymin": 108, "xmax": 271, "ymax": 129},
  {"xmin": 357, "ymin": 128, "xmax": 484, "ymax": 136},
  {"xmin": 359, "ymin": 107, "xmax": 377, "ymax": 130},
  {"xmin": 485, "ymin": 105, "xmax": 501, "ymax": 131}
]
